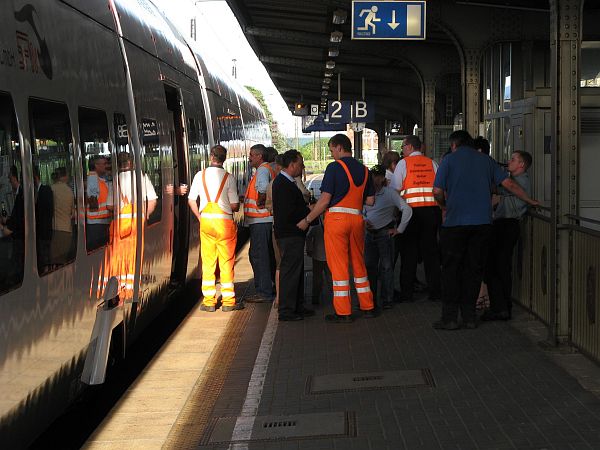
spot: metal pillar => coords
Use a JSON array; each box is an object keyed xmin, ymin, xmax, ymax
[
  {"xmin": 354, "ymin": 130, "xmax": 363, "ymax": 161},
  {"xmin": 464, "ymin": 48, "xmax": 481, "ymax": 137},
  {"xmin": 549, "ymin": 0, "xmax": 582, "ymax": 344},
  {"xmin": 423, "ymin": 78, "xmax": 436, "ymax": 155}
]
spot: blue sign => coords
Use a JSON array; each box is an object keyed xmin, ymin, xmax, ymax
[
  {"xmin": 302, "ymin": 114, "xmax": 346, "ymax": 133},
  {"xmin": 328, "ymin": 100, "xmax": 375, "ymax": 123},
  {"xmin": 352, "ymin": 1, "xmax": 426, "ymax": 40}
]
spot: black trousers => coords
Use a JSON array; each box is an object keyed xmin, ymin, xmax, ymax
[
  {"xmin": 440, "ymin": 225, "xmax": 492, "ymax": 323},
  {"xmin": 486, "ymin": 218, "xmax": 521, "ymax": 314},
  {"xmin": 400, "ymin": 206, "xmax": 442, "ymax": 298},
  {"xmin": 277, "ymin": 235, "xmax": 306, "ymax": 318}
]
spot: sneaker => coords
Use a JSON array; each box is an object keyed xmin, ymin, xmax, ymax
[
  {"xmin": 200, "ymin": 304, "xmax": 216, "ymax": 312},
  {"xmin": 279, "ymin": 314, "xmax": 303, "ymax": 322},
  {"xmin": 362, "ymin": 308, "xmax": 380, "ymax": 318},
  {"xmin": 432, "ymin": 320, "xmax": 459, "ymax": 330},
  {"xmin": 325, "ymin": 314, "xmax": 354, "ymax": 323},
  {"xmin": 221, "ymin": 305, "xmax": 236, "ymax": 312}
]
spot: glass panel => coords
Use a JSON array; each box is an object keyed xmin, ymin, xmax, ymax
[
  {"xmin": 115, "ymin": 113, "xmax": 135, "ymax": 239},
  {"xmin": 581, "ymin": 44, "xmax": 600, "ymax": 87},
  {"xmin": 29, "ymin": 98, "xmax": 76, "ymax": 275},
  {"xmin": 0, "ymin": 92, "xmax": 24, "ymax": 293},
  {"xmin": 140, "ymin": 118, "xmax": 161, "ymax": 225},
  {"xmin": 80, "ymin": 107, "xmax": 112, "ymax": 252},
  {"xmin": 501, "ymin": 43, "xmax": 512, "ymax": 110}
]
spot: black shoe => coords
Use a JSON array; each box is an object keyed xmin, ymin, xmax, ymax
[
  {"xmin": 480, "ymin": 310, "xmax": 510, "ymax": 321},
  {"xmin": 432, "ymin": 320, "xmax": 459, "ymax": 330},
  {"xmin": 221, "ymin": 305, "xmax": 236, "ymax": 312},
  {"xmin": 463, "ymin": 321, "xmax": 478, "ymax": 329},
  {"xmin": 200, "ymin": 304, "xmax": 216, "ymax": 312},
  {"xmin": 382, "ymin": 303, "xmax": 394, "ymax": 310},
  {"xmin": 325, "ymin": 314, "xmax": 354, "ymax": 323},
  {"xmin": 244, "ymin": 294, "xmax": 272, "ymax": 303},
  {"xmin": 362, "ymin": 308, "xmax": 380, "ymax": 318},
  {"xmin": 279, "ymin": 314, "xmax": 303, "ymax": 322},
  {"xmin": 298, "ymin": 308, "xmax": 315, "ymax": 317}
]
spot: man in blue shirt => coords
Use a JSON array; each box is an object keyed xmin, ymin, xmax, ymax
[{"xmin": 432, "ymin": 130, "xmax": 538, "ymax": 330}]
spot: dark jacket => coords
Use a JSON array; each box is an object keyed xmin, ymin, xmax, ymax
[
  {"xmin": 272, "ymin": 173, "xmax": 310, "ymax": 239},
  {"xmin": 6, "ymin": 187, "xmax": 24, "ymax": 240},
  {"xmin": 36, "ymin": 183, "xmax": 54, "ymax": 241}
]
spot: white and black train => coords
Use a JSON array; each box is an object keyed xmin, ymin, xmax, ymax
[{"xmin": 0, "ymin": 0, "xmax": 270, "ymax": 447}]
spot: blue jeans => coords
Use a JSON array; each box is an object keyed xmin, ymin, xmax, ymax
[
  {"xmin": 365, "ymin": 229, "xmax": 394, "ymax": 308},
  {"xmin": 249, "ymin": 222, "xmax": 274, "ymax": 297}
]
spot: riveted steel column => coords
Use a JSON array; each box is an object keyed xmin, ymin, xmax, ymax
[
  {"xmin": 423, "ymin": 78, "xmax": 436, "ymax": 154},
  {"xmin": 464, "ymin": 48, "xmax": 481, "ymax": 137},
  {"xmin": 549, "ymin": 0, "xmax": 582, "ymax": 344}
]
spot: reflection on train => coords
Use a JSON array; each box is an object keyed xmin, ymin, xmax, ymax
[{"xmin": 0, "ymin": 0, "xmax": 270, "ymax": 447}]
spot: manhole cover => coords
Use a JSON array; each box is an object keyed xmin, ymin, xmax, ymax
[
  {"xmin": 306, "ymin": 369, "xmax": 435, "ymax": 394},
  {"xmin": 201, "ymin": 411, "xmax": 356, "ymax": 444}
]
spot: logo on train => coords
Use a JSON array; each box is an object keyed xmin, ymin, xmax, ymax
[{"xmin": 13, "ymin": 4, "xmax": 53, "ymax": 80}]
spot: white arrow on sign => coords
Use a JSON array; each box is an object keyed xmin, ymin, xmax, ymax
[{"xmin": 388, "ymin": 10, "xmax": 400, "ymax": 30}]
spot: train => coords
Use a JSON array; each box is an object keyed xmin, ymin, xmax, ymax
[{"xmin": 0, "ymin": 0, "xmax": 270, "ymax": 447}]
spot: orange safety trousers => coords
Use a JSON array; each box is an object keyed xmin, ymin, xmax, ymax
[
  {"xmin": 324, "ymin": 160, "xmax": 374, "ymax": 316},
  {"xmin": 200, "ymin": 171, "xmax": 237, "ymax": 307}
]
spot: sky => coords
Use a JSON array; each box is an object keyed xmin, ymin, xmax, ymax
[{"xmin": 152, "ymin": 0, "xmax": 298, "ymax": 137}]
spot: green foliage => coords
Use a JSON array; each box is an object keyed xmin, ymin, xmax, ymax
[{"xmin": 245, "ymin": 86, "xmax": 287, "ymax": 151}]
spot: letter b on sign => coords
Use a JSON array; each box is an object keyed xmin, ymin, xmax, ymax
[{"xmin": 354, "ymin": 101, "xmax": 367, "ymax": 119}]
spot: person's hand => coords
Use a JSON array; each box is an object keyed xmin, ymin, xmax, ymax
[
  {"xmin": 491, "ymin": 194, "xmax": 500, "ymax": 207},
  {"xmin": 388, "ymin": 228, "xmax": 399, "ymax": 237},
  {"xmin": 530, "ymin": 199, "xmax": 541, "ymax": 207},
  {"xmin": 297, "ymin": 218, "xmax": 309, "ymax": 231},
  {"xmin": 365, "ymin": 220, "xmax": 373, "ymax": 230}
]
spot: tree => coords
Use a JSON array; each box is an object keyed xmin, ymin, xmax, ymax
[{"xmin": 245, "ymin": 86, "xmax": 288, "ymax": 151}]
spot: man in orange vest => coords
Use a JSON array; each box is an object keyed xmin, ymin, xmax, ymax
[
  {"xmin": 86, "ymin": 155, "xmax": 113, "ymax": 250},
  {"xmin": 390, "ymin": 135, "xmax": 442, "ymax": 302},
  {"xmin": 298, "ymin": 134, "xmax": 377, "ymax": 323},
  {"xmin": 243, "ymin": 144, "xmax": 275, "ymax": 302},
  {"xmin": 188, "ymin": 145, "xmax": 239, "ymax": 312}
]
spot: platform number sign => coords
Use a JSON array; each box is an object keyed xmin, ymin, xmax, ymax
[{"xmin": 328, "ymin": 100, "xmax": 375, "ymax": 123}]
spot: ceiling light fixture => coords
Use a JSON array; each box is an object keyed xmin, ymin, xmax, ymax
[
  {"xmin": 323, "ymin": 78, "xmax": 331, "ymax": 85},
  {"xmin": 325, "ymin": 60, "xmax": 335, "ymax": 69},
  {"xmin": 321, "ymin": 90, "xmax": 329, "ymax": 96},
  {"xmin": 330, "ymin": 31, "xmax": 343, "ymax": 43},
  {"xmin": 332, "ymin": 9, "xmax": 347, "ymax": 24},
  {"xmin": 328, "ymin": 47, "xmax": 339, "ymax": 57},
  {"xmin": 324, "ymin": 71, "xmax": 334, "ymax": 78}
]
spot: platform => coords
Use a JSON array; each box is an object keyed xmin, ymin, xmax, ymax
[{"xmin": 85, "ymin": 243, "xmax": 600, "ymax": 449}]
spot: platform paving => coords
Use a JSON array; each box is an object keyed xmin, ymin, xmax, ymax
[{"xmin": 198, "ymin": 269, "xmax": 600, "ymax": 450}]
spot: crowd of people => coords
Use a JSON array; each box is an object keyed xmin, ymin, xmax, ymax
[{"xmin": 191, "ymin": 129, "xmax": 539, "ymax": 327}]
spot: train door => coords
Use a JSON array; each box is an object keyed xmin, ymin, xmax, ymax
[{"xmin": 164, "ymin": 85, "xmax": 189, "ymax": 286}]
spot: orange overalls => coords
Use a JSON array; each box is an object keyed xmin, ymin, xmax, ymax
[
  {"xmin": 324, "ymin": 160, "xmax": 374, "ymax": 316},
  {"xmin": 117, "ymin": 190, "xmax": 136, "ymax": 301},
  {"xmin": 200, "ymin": 170, "xmax": 237, "ymax": 307}
]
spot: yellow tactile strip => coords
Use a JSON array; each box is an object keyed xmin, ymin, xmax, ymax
[{"xmin": 163, "ymin": 299, "xmax": 255, "ymax": 450}]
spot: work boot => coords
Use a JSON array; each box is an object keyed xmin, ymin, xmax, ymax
[
  {"xmin": 221, "ymin": 305, "xmax": 236, "ymax": 312},
  {"xmin": 200, "ymin": 304, "xmax": 216, "ymax": 312},
  {"xmin": 362, "ymin": 308, "xmax": 380, "ymax": 318},
  {"xmin": 325, "ymin": 314, "xmax": 354, "ymax": 323}
]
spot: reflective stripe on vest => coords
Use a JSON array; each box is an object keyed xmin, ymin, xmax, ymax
[
  {"xmin": 244, "ymin": 162, "xmax": 273, "ymax": 218},
  {"xmin": 201, "ymin": 169, "xmax": 233, "ymax": 221},
  {"xmin": 400, "ymin": 155, "xmax": 437, "ymax": 207},
  {"xmin": 327, "ymin": 159, "xmax": 368, "ymax": 214},
  {"xmin": 86, "ymin": 173, "xmax": 112, "ymax": 220}
]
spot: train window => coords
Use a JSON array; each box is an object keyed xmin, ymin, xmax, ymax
[
  {"xmin": 79, "ymin": 107, "xmax": 112, "ymax": 252},
  {"xmin": 141, "ymin": 118, "xmax": 161, "ymax": 225},
  {"xmin": 0, "ymin": 93, "xmax": 24, "ymax": 294},
  {"xmin": 29, "ymin": 99, "xmax": 76, "ymax": 276},
  {"xmin": 115, "ymin": 113, "xmax": 135, "ymax": 239}
]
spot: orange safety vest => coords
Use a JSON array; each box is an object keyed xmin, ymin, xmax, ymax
[
  {"xmin": 201, "ymin": 170, "xmax": 232, "ymax": 220},
  {"xmin": 400, "ymin": 155, "xmax": 437, "ymax": 207},
  {"xmin": 244, "ymin": 162, "xmax": 275, "ymax": 219},
  {"xmin": 119, "ymin": 190, "xmax": 134, "ymax": 237},
  {"xmin": 327, "ymin": 159, "xmax": 368, "ymax": 215},
  {"xmin": 86, "ymin": 173, "xmax": 111, "ymax": 222}
]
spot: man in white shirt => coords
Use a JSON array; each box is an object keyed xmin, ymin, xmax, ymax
[{"xmin": 188, "ymin": 145, "xmax": 240, "ymax": 312}]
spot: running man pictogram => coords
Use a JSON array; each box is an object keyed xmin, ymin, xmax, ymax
[{"xmin": 358, "ymin": 6, "xmax": 381, "ymax": 33}]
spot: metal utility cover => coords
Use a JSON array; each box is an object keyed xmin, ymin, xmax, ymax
[
  {"xmin": 307, "ymin": 369, "xmax": 434, "ymax": 394},
  {"xmin": 203, "ymin": 411, "xmax": 355, "ymax": 444}
]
